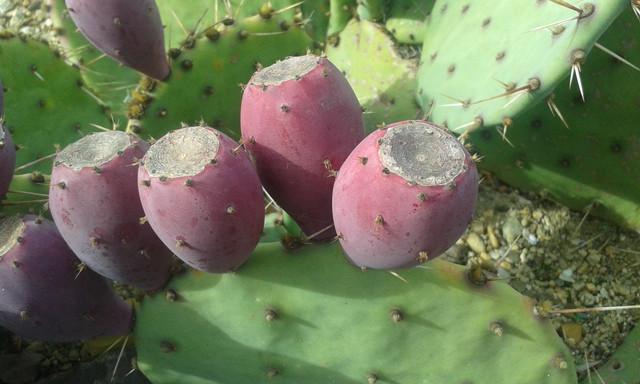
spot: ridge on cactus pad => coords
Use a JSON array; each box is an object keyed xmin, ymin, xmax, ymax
[{"xmin": 135, "ymin": 241, "xmax": 577, "ymax": 384}]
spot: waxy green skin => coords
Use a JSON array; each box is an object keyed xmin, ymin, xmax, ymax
[
  {"xmin": 135, "ymin": 241, "xmax": 577, "ymax": 384},
  {"xmin": 0, "ymin": 215, "xmax": 133, "ymax": 342}
]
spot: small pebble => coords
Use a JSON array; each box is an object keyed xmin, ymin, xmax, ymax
[
  {"xmin": 466, "ymin": 232, "xmax": 486, "ymax": 254},
  {"xmin": 502, "ymin": 216, "xmax": 523, "ymax": 244}
]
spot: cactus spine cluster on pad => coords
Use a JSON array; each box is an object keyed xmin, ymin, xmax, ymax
[{"xmin": 241, "ymin": 53, "xmax": 366, "ymax": 240}]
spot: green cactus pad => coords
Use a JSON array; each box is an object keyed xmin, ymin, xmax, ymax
[
  {"xmin": 326, "ymin": 19, "xmax": 421, "ymax": 132},
  {"xmin": 154, "ymin": 0, "xmax": 315, "ymax": 50},
  {"xmin": 592, "ymin": 322, "xmax": 640, "ymax": 384},
  {"xmin": 127, "ymin": 14, "xmax": 313, "ymax": 141},
  {"xmin": 135, "ymin": 241, "xmax": 577, "ymax": 384},
  {"xmin": 384, "ymin": 0, "xmax": 434, "ymax": 44},
  {"xmin": 467, "ymin": 8, "xmax": 640, "ymax": 229},
  {"xmin": 0, "ymin": 37, "xmax": 108, "ymax": 173},
  {"xmin": 1, "ymin": 172, "xmax": 50, "ymax": 218},
  {"xmin": 416, "ymin": 0, "xmax": 627, "ymax": 133}
]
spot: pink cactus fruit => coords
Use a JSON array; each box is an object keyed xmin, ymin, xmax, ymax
[
  {"xmin": 332, "ymin": 120, "xmax": 478, "ymax": 270},
  {"xmin": 0, "ymin": 125, "xmax": 15, "ymax": 202},
  {"xmin": 0, "ymin": 215, "xmax": 133, "ymax": 342},
  {"xmin": 240, "ymin": 54, "xmax": 365, "ymax": 241},
  {"xmin": 137, "ymin": 125, "xmax": 265, "ymax": 273},
  {"xmin": 1, "ymin": 79, "xmax": 15, "ymax": 202},
  {"xmin": 65, "ymin": 0, "xmax": 169, "ymax": 80},
  {"xmin": 49, "ymin": 131, "xmax": 173, "ymax": 291}
]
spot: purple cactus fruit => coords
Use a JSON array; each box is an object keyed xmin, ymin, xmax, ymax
[
  {"xmin": 137, "ymin": 125, "xmax": 265, "ymax": 273},
  {"xmin": 0, "ymin": 78, "xmax": 4, "ymax": 118},
  {"xmin": 49, "ymin": 131, "xmax": 173, "ymax": 291},
  {"xmin": 0, "ymin": 215, "xmax": 133, "ymax": 342},
  {"xmin": 0, "ymin": 125, "xmax": 15, "ymax": 202},
  {"xmin": 65, "ymin": 0, "xmax": 169, "ymax": 80},
  {"xmin": 332, "ymin": 120, "xmax": 478, "ymax": 270},
  {"xmin": 240, "ymin": 54, "xmax": 365, "ymax": 240}
]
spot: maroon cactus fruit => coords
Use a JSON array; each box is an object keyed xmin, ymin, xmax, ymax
[
  {"xmin": 332, "ymin": 120, "xmax": 478, "ymax": 270},
  {"xmin": 49, "ymin": 131, "xmax": 173, "ymax": 291},
  {"xmin": 65, "ymin": 0, "xmax": 169, "ymax": 80},
  {"xmin": 0, "ymin": 215, "xmax": 133, "ymax": 342},
  {"xmin": 240, "ymin": 54, "xmax": 365, "ymax": 241},
  {"xmin": 0, "ymin": 125, "xmax": 15, "ymax": 202},
  {"xmin": 137, "ymin": 125, "xmax": 265, "ymax": 273}
]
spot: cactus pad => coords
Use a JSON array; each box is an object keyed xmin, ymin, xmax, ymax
[
  {"xmin": 416, "ymin": 0, "xmax": 627, "ymax": 133},
  {"xmin": 135, "ymin": 241, "xmax": 577, "ymax": 383}
]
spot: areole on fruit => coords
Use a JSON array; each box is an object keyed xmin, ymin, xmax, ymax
[
  {"xmin": 143, "ymin": 126, "xmax": 220, "ymax": 178},
  {"xmin": 56, "ymin": 130, "xmax": 133, "ymax": 170},
  {"xmin": 251, "ymin": 55, "xmax": 319, "ymax": 86},
  {"xmin": 378, "ymin": 121, "xmax": 466, "ymax": 186}
]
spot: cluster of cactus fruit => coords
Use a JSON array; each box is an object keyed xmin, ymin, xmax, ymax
[{"xmin": 1, "ymin": 0, "xmax": 639, "ymax": 382}]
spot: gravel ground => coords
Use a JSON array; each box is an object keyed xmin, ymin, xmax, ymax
[{"xmin": 1, "ymin": 1, "xmax": 639, "ymax": 383}]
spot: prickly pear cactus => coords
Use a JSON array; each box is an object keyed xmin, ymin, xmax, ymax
[{"xmin": 135, "ymin": 241, "xmax": 577, "ymax": 384}]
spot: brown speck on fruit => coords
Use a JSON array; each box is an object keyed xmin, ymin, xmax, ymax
[
  {"xmin": 417, "ymin": 251, "xmax": 428, "ymax": 263},
  {"xmin": 359, "ymin": 156, "xmax": 368, "ymax": 165},
  {"xmin": 374, "ymin": 215, "xmax": 384, "ymax": 225},
  {"xmin": 226, "ymin": 206, "xmax": 236, "ymax": 214},
  {"xmin": 417, "ymin": 192, "xmax": 426, "ymax": 201},
  {"xmin": 184, "ymin": 178, "xmax": 193, "ymax": 187},
  {"xmin": 90, "ymin": 236, "xmax": 99, "ymax": 248},
  {"xmin": 280, "ymin": 104, "xmax": 289, "ymax": 112},
  {"xmin": 141, "ymin": 179, "xmax": 151, "ymax": 187},
  {"xmin": 176, "ymin": 239, "xmax": 186, "ymax": 248}
]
